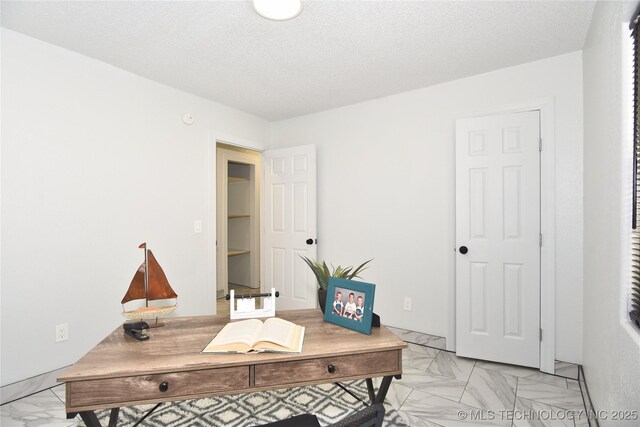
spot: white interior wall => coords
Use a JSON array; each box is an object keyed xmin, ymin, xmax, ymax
[
  {"xmin": 0, "ymin": 29, "xmax": 270, "ymax": 386},
  {"xmin": 271, "ymin": 52, "xmax": 584, "ymax": 363},
  {"xmin": 1, "ymin": 24, "xmax": 592, "ymax": 387},
  {"xmin": 582, "ymin": 0, "xmax": 640, "ymax": 419}
]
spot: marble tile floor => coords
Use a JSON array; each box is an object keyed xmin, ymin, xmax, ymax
[
  {"xmin": 387, "ymin": 345, "xmax": 590, "ymax": 427},
  {"xmin": 0, "ymin": 341, "xmax": 590, "ymax": 427}
]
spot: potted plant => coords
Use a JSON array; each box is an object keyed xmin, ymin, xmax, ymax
[{"xmin": 300, "ymin": 256, "xmax": 372, "ymax": 313}]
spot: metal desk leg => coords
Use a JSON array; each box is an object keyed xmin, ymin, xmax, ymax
[
  {"xmin": 365, "ymin": 375, "xmax": 396, "ymax": 405},
  {"xmin": 373, "ymin": 375, "xmax": 393, "ymax": 404},
  {"xmin": 78, "ymin": 411, "xmax": 103, "ymax": 427},
  {"xmin": 108, "ymin": 408, "xmax": 120, "ymax": 427},
  {"xmin": 76, "ymin": 408, "xmax": 119, "ymax": 427},
  {"xmin": 365, "ymin": 378, "xmax": 376, "ymax": 403}
]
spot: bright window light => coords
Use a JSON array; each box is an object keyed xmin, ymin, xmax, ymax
[{"xmin": 253, "ymin": 0, "xmax": 303, "ymax": 21}]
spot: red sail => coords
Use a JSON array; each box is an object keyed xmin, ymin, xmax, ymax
[
  {"xmin": 146, "ymin": 250, "xmax": 178, "ymax": 301},
  {"xmin": 121, "ymin": 264, "xmax": 146, "ymax": 304}
]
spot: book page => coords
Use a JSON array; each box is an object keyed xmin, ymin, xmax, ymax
[
  {"xmin": 203, "ymin": 318, "xmax": 263, "ymax": 352},
  {"xmin": 254, "ymin": 317, "xmax": 302, "ymax": 349}
]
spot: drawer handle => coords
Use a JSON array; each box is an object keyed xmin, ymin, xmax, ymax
[
  {"xmin": 327, "ymin": 364, "xmax": 336, "ymax": 374},
  {"xmin": 159, "ymin": 381, "xmax": 169, "ymax": 392}
]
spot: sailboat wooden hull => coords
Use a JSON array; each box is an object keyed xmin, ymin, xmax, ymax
[{"xmin": 122, "ymin": 304, "xmax": 177, "ymax": 320}]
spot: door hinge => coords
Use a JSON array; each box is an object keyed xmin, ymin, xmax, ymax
[
  {"xmin": 539, "ymin": 234, "xmax": 543, "ymax": 247},
  {"xmin": 539, "ymin": 138, "xmax": 542, "ymax": 152},
  {"xmin": 540, "ymin": 328, "xmax": 543, "ymax": 341}
]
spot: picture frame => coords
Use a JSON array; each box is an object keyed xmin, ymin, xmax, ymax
[{"xmin": 323, "ymin": 277, "xmax": 376, "ymax": 335}]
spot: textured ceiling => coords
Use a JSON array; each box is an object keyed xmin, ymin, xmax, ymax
[{"xmin": 2, "ymin": 1, "xmax": 596, "ymax": 121}]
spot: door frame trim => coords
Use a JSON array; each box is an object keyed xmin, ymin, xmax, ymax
[
  {"xmin": 452, "ymin": 99, "xmax": 556, "ymax": 374},
  {"xmin": 207, "ymin": 131, "xmax": 266, "ymax": 315},
  {"xmin": 216, "ymin": 147, "xmax": 261, "ymax": 296}
]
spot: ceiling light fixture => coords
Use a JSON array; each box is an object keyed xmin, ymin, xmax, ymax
[{"xmin": 253, "ymin": 0, "xmax": 303, "ymax": 21}]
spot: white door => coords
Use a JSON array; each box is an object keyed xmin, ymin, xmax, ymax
[
  {"xmin": 262, "ymin": 145, "xmax": 318, "ymax": 310},
  {"xmin": 455, "ymin": 111, "xmax": 540, "ymax": 368}
]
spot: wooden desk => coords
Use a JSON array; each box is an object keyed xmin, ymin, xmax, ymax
[{"xmin": 59, "ymin": 309, "xmax": 406, "ymax": 426}]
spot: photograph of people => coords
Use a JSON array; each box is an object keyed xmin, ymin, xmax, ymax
[
  {"xmin": 343, "ymin": 292, "xmax": 357, "ymax": 319},
  {"xmin": 354, "ymin": 295, "xmax": 365, "ymax": 321},
  {"xmin": 325, "ymin": 283, "xmax": 372, "ymax": 332},
  {"xmin": 332, "ymin": 291, "xmax": 343, "ymax": 316}
]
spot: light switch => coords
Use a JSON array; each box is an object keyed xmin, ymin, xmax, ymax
[{"xmin": 194, "ymin": 220, "xmax": 202, "ymax": 233}]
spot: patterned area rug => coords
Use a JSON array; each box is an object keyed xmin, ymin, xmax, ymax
[{"xmin": 96, "ymin": 380, "xmax": 407, "ymax": 426}]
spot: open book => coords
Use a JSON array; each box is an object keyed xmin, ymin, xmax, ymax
[{"xmin": 203, "ymin": 317, "xmax": 305, "ymax": 354}]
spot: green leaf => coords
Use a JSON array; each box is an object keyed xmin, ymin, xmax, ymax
[
  {"xmin": 298, "ymin": 256, "xmax": 374, "ymax": 290},
  {"xmin": 300, "ymin": 256, "xmax": 329, "ymax": 290},
  {"xmin": 348, "ymin": 259, "xmax": 373, "ymax": 279}
]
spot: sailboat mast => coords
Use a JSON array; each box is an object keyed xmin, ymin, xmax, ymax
[{"xmin": 142, "ymin": 243, "xmax": 149, "ymax": 307}]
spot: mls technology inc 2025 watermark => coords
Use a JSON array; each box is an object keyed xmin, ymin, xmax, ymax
[{"xmin": 456, "ymin": 409, "xmax": 638, "ymax": 422}]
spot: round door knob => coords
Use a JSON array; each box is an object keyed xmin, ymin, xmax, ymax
[
  {"xmin": 306, "ymin": 238, "xmax": 314, "ymax": 245},
  {"xmin": 459, "ymin": 246, "xmax": 468, "ymax": 254},
  {"xmin": 327, "ymin": 364, "xmax": 336, "ymax": 374},
  {"xmin": 159, "ymin": 381, "xmax": 169, "ymax": 392}
]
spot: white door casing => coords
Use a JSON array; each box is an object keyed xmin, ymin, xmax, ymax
[
  {"xmin": 455, "ymin": 111, "xmax": 541, "ymax": 368},
  {"xmin": 262, "ymin": 145, "xmax": 318, "ymax": 310}
]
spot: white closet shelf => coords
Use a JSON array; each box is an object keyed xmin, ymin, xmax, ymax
[
  {"xmin": 228, "ymin": 176, "xmax": 249, "ymax": 183},
  {"xmin": 228, "ymin": 214, "xmax": 250, "ymax": 219},
  {"xmin": 228, "ymin": 248, "xmax": 250, "ymax": 257}
]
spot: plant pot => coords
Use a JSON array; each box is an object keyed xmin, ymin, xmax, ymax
[{"xmin": 318, "ymin": 289, "xmax": 328, "ymax": 313}]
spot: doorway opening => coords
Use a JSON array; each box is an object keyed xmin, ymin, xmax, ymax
[
  {"xmin": 211, "ymin": 140, "xmax": 318, "ymax": 313},
  {"xmin": 216, "ymin": 143, "xmax": 261, "ymax": 303}
]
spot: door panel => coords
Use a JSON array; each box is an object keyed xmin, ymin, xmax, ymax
[
  {"xmin": 470, "ymin": 262, "xmax": 488, "ymax": 333},
  {"xmin": 503, "ymin": 263, "xmax": 523, "ymax": 337},
  {"xmin": 456, "ymin": 111, "xmax": 540, "ymax": 368},
  {"xmin": 503, "ymin": 166, "xmax": 522, "ymax": 239},
  {"xmin": 263, "ymin": 145, "xmax": 317, "ymax": 310},
  {"xmin": 469, "ymin": 168, "xmax": 487, "ymax": 238}
]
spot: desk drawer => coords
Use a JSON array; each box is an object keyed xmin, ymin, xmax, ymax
[
  {"xmin": 68, "ymin": 366, "xmax": 249, "ymax": 408},
  {"xmin": 254, "ymin": 350, "xmax": 400, "ymax": 387}
]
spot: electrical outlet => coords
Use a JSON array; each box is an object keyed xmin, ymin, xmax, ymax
[
  {"xmin": 403, "ymin": 297, "xmax": 412, "ymax": 311},
  {"xmin": 194, "ymin": 220, "xmax": 202, "ymax": 233},
  {"xmin": 55, "ymin": 323, "xmax": 68, "ymax": 343}
]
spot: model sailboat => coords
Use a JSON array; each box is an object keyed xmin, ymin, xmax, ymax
[{"xmin": 121, "ymin": 243, "xmax": 177, "ymax": 325}]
